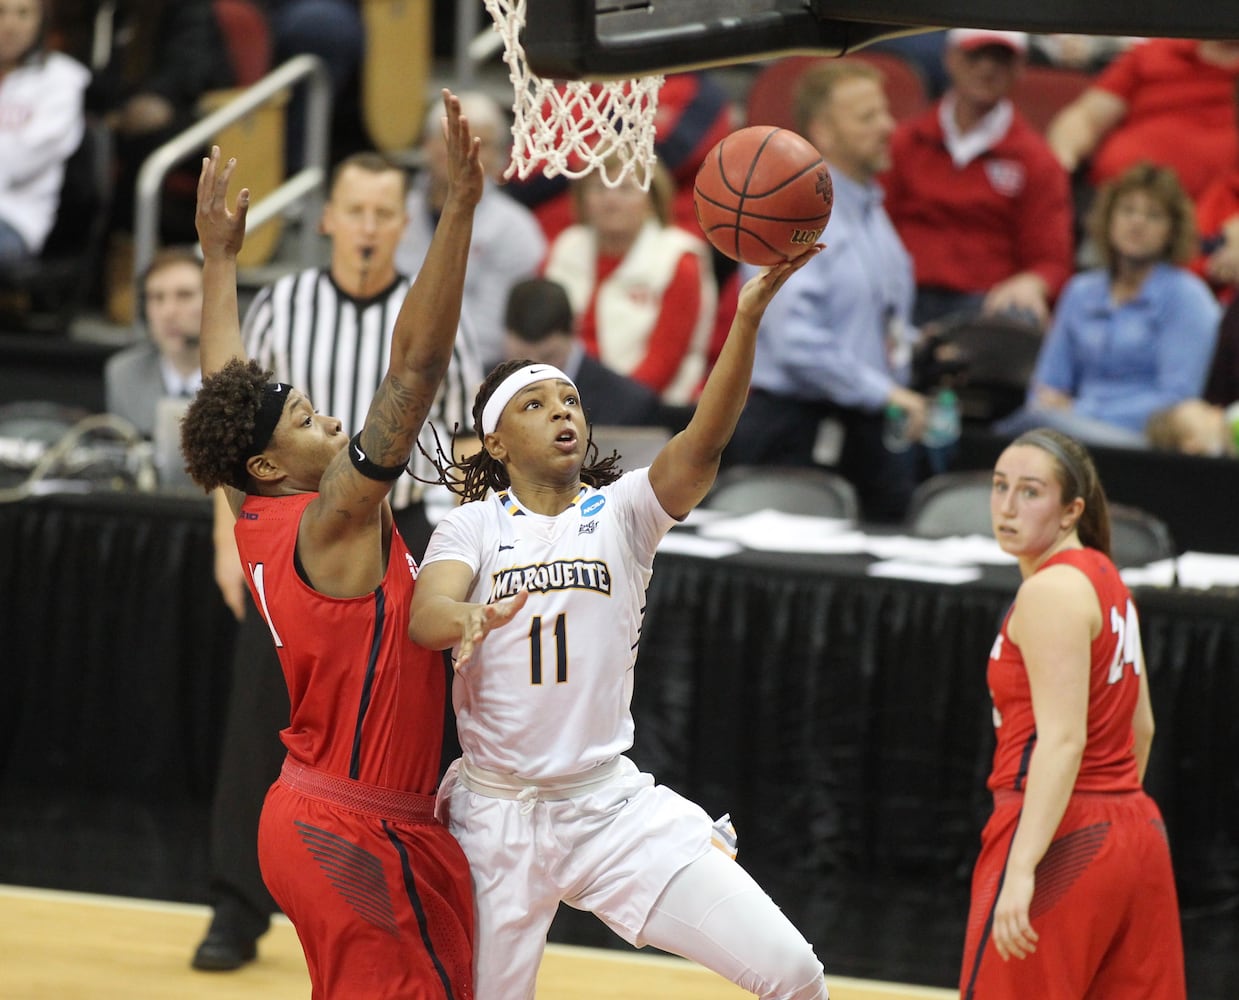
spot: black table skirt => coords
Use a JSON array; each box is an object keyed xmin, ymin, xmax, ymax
[{"xmin": 1, "ymin": 492, "xmax": 1235, "ymax": 990}]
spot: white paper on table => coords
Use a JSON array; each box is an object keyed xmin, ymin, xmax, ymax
[
  {"xmin": 697, "ymin": 509, "xmax": 868, "ymax": 553},
  {"xmin": 657, "ymin": 530, "xmax": 744, "ymax": 560},
  {"xmin": 680, "ymin": 507, "xmax": 732, "ymax": 527},
  {"xmin": 1119, "ymin": 559, "xmax": 1178, "ymax": 588},
  {"xmin": 865, "ymin": 533, "xmax": 1015, "ymax": 566},
  {"xmin": 1174, "ymin": 551, "xmax": 1239, "ymax": 589},
  {"xmin": 866, "ymin": 560, "xmax": 983, "ymax": 584}
]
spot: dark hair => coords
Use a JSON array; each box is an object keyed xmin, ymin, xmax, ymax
[
  {"xmin": 1012, "ymin": 428, "xmax": 1112, "ymax": 556},
  {"xmin": 505, "ymin": 278, "xmax": 574, "ymax": 344},
  {"xmin": 1087, "ymin": 162, "xmax": 1196, "ymax": 270},
  {"xmin": 181, "ymin": 357, "xmax": 273, "ymax": 492},
  {"xmin": 418, "ymin": 359, "xmax": 623, "ymax": 503},
  {"xmin": 329, "ymin": 151, "xmax": 410, "ymax": 199}
]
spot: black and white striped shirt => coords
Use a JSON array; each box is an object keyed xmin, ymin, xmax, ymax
[{"xmin": 242, "ymin": 268, "xmax": 482, "ymax": 508}]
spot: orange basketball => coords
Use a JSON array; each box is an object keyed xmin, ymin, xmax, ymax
[{"xmin": 693, "ymin": 126, "xmax": 833, "ymax": 267}]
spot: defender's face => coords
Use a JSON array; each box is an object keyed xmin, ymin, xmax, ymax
[
  {"xmin": 990, "ymin": 444, "xmax": 1076, "ymax": 559},
  {"xmin": 265, "ymin": 391, "xmax": 348, "ymax": 487}
]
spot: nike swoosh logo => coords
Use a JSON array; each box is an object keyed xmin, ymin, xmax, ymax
[
  {"xmin": 528, "ymin": 367, "xmax": 545, "ymax": 374},
  {"xmin": 353, "ymin": 444, "xmax": 365, "ymax": 462}
]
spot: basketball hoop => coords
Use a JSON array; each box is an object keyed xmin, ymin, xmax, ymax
[{"xmin": 484, "ymin": 0, "xmax": 663, "ymax": 190}]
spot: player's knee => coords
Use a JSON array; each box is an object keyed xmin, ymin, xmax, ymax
[{"xmin": 758, "ymin": 938, "xmax": 826, "ymax": 1000}]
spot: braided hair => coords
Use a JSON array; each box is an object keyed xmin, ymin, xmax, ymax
[
  {"xmin": 181, "ymin": 357, "xmax": 273, "ymax": 492},
  {"xmin": 417, "ymin": 359, "xmax": 623, "ymax": 503}
]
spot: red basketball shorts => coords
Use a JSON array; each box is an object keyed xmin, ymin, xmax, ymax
[
  {"xmin": 960, "ymin": 789, "xmax": 1184, "ymax": 1000},
  {"xmin": 258, "ymin": 765, "xmax": 474, "ymax": 1000}
]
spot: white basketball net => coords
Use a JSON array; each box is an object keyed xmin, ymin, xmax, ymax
[{"xmin": 484, "ymin": 0, "xmax": 664, "ymax": 190}]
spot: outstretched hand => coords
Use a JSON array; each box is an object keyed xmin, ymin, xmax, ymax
[
  {"xmin": 456, "ymin": 589, "xmax": 529, "ymax": 669},
  {"xmin": 439, "ymin": 89, "xmax": 485, "ymax": 210},
  {"xmin": 196, "ymin": 146, "xmax": 249, "ymax": 261},
  {"xmin": 736, "ymin": 245, "xmax": 824, "ymax": 319}
]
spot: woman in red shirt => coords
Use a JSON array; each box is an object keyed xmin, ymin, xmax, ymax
[{"xmin": 960, "ymin": 428, "xmax": 1185, "ymax": 999}]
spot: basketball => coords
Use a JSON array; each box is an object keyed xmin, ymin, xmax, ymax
[{"xmin": 693, "ymin": 126, "xmax": 833, "ymax": 267}]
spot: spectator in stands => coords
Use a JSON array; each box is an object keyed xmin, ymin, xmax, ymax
[
  {"xmin": 0, "ymin": 0, "xmax": 89, "ymax": 264},
  {"xmin": 995, "ymin": 163, "xmax": 1220, "ymax": 448},
  {"xmin": 104, "ymin": 247, "xmax": 202, "ymax": 436},
  {"xmin": 397, "ymin": 91, "xmax": 546, "ymax": 372},
  {"xmin": 542, "ymin": 156, "xmax": 716, "ymax": 406},
  {"xmin": 725, "ymin": 59, "xmax": 923, "ymax": 523},
  {"xmin": 1146, "ymin": 398, "xmax": 1239, "ymax": 457},
  {"xmin": 883, "ymin": 29, "xmax": 1074, "ymax": 329},
  {"xmin": 53, "ymin": 0, "xmax": 234, "ymax": 321},
  {"xmin": 503, "ymin": 276, "xmax": 671, "ymax": 430},
  {"xmin": 1047, "ymin": 38, "xmax": 1239, "ymax": 201},
  {"xmin": 255, "ymin": 0, "xmax": 364, "ymax": 172},
  {"xmin": 1188, "ymin": 80, "xmax": 1239, "ymax": 304}
]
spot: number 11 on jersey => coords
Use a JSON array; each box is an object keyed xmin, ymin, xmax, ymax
[{"xmin": 529, "ymin": 613, "xmax": 567, "ymax": 685}]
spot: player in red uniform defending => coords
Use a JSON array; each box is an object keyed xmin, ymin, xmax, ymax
[
  {"xmin": 178, "ymin": 90, "xmax": 483, "ymax": 999},
  {"xmin": 960, "ymin": 428, "xmax": 1185, "ymax": 999}
]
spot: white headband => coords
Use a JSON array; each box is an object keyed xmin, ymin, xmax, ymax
[{"xmin": 481, "ymin": 364, "xmax": 578, "ymax": 435}]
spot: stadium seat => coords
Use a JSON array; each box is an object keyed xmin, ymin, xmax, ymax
[
  {"xmin": 706, "ymin": 465, "xmax": 860, "ymax": 520},
  {"xmin": 905, "ymin": 469, "xmax": 1177, "ymax": 567},
  {"xmin": 1011, "ymin": 64, "xmax": 1094, "ymax": 135},
  {"xmin": 918, "ymin": 313, "xmax": 1043, "ymax": 423}
]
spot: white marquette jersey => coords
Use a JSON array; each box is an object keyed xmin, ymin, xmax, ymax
[{"xmin": 422, "ymin": 469, "xmax": 676, "ymax": 779}]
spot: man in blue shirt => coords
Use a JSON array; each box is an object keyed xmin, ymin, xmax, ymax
[{"xmin": 726, "ymin": 59, "xmax": 927, "ymax": 522}]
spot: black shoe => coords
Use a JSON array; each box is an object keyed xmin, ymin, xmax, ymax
[{"xmin": 190, "ymin": 930, "xmax": 258, "ymax": 972}]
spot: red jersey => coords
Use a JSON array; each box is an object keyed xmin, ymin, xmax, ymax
[
  {"xmin": 1091, "ymin": 39, "xmax": 1239, "ymax": 198},
  {"xmin": 986, "ymin": 548, "xmax": 1142, "ymax": 795},
  {"xmin": 235, "ymin": 493, "xmax": 445, "ymax": 794},
  {"xmin": 885, "ymin": 103, "xmax": 1073, "ymax": 299}
]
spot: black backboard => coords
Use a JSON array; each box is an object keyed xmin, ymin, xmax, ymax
[{"xmin": 524, "ymin": 0, "xmax": 1239, "ymax": 79}]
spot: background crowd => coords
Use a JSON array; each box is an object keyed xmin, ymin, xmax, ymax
[{"xmin": 6, "ymin": 8, "xmax": 1239, "ymax": 527}]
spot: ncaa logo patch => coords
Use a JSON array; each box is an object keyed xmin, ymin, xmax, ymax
[{"xmin": 581, "ymin": 495, "xmax": 605, "ymax": 517}]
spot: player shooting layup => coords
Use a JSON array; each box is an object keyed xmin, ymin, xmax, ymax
[{"xmin": 409, "ymin": 246, "xmax": 831, "ymax": 999}]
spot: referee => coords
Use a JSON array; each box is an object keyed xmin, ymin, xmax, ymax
[{"xmin": 191, "ymin": 152, "xmax": 482, "ymax": 972}]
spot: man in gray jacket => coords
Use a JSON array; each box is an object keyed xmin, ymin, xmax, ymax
[{"xmin": 104, "ymin": 246, "xmax": 203, "ymax": 437}]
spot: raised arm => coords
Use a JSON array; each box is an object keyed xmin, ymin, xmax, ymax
[
  {"xmin": 311, "ymin": 90, "xmax": 483, "ymax": 527},
  {"xmin": 647, "ymin": 247, "xmax": 821, "ymax": 519},
  {"xmin": 358, "ymin": 90, "xmax": 482, "ymax": 470},
  {"xmin": 194, "ymin": 147, "xmax": 250, "ymax": 378}
]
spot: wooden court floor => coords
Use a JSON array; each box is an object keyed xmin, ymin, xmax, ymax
[{"xmin": 0, "ymin": 884, "xmax": 957, "ymax": 999}]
